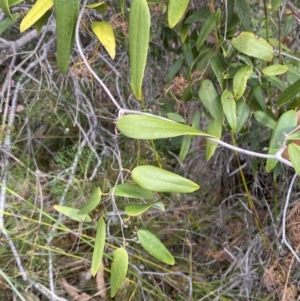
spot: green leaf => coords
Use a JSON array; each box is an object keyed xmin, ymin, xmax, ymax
[
  {"xmin": 166, "ymin": 58, "xmax": 184, "ymax": 82},
  {"xmin": 206, "ymin": 120, "xmax": 222, "ymax": 160},
  {"xmin": 167, "ymin": 112, "xmax": 185, "ymax": 123},
  {"xmin": 20, "ymin": 0, "xmax": 53, "ymax": 32},
  {"xmin": 125, "ymin": 201, "xmax": 165, "ymax": 216},
  {"xmin": 91, "ymin": 217, "xmax": 106, "ymax": 276},
  {"xmin": 117, "ymin": 114, "xmax": 214, "ymax": 140},
  {"xmin": 129, "ymin": 0, "xmax": 150, "ymax": 99},
  {"xmin": 179, "ymin": 135, "xmax": 191, "ymax": 162},
  {"xmin": 138, "ymin": 230, "xmax": 175, "ymax": 265},
  {"xmin": 192, "ymin": 110, "xmax": 201, "ymax": 130},
  {"xmin": 231, "ymin": 32, "xmax": 273, "ymax": 62},
  {"xmin": 276, "ymin": 78, "xmax": 300, "ymax": 107},
  {"xmin": 236, "ymin": 101, "xmax": 250, "ymax": 133},
  {"xmin": 288, "ymin": 132, "xmax": 300, "ymax": 140},
  {"xmin": 180, "ymin": 23, "xmax": 190, "ymax": 43},
  {"xmin": 253, "ymin": 88, "xmax": 266, "ymax": 111},
  {"xmin": 111, "ymin": 183, "xmax": 154, "ymax": 199},
  {"xmin": 211, "ymin": 53, "xmax": 226, "ymax": 91},
  {"xmin": 54, "ymin": 0, "xmax": 79, "ymax": 74},
  {"xmin": 266, "ymin": 75, "xmax": 286, "ymax": 91},
  {"xmin": 198, "ymin": 80, "xmax": 224, "ymax": 124},
  {"xmin": 132, "ymin": 165, "xmax": 199, "ymax": 193},
  {"xmin": 288, "ymin": 143, "xmax": 300, "ymax": 175},
  {"xmin": 0, "ymin": 13, "xmax": 18, "ymax": 33},
  {"xmin": 110, "ymin": 248, "xmax": 128, "ymax": 298},
  {"xmin": 54, "ymin": 205, "xmax": 92, "ymax": 222},
  {"xmin": 266, "ymin": 110, "xmax": 297, "ymax": 172},
  {"xmin": 262, "ymin": 64, "xmax": 288, "ymax": 76},
  {"xmin": 234, "ymin": 0, "xmax": 252, "ymax": 31},
  {"xmin": 196, "ymin": 13, "xmax": 216, "ymax": 50},
  {"xmin": 221, "ymin": 90, "xmax": 236, "ymax": 132},
  {"xmin": 35, "ymin": 9, "xmax": 52, "ymax": 33},
  {"xmin": 91, "ymin": 21, "xmax": 115, "ymax": 60},
  {"xmin": 254, "ymin": 111, "xmax": 276, "ymax": 129},
  {"xmin": 0, "ymin": 0, "xmax": 14, "ymax": 19},
  {"xmin": 233, "ymin": 65, "xmax": 252, "ymax": 100},
  {"xmin": 168, "ymin": 0, "xmax": 189, "ymax": 28},
  {"xmin": 86, "ymin": 2, "xmax": 107, "ymax": 13},
  {"xmin": 184, "ymin": 7, "xmax": 210, "ymax": 24},
  {"xmin": 78, "ymin": 187, "xmax": 101, "ymax": 215}
]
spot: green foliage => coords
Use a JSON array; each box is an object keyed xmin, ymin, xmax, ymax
[
  {"xmin": 137, "ymin": 230, "xmax": 175, "ymax": 265},
  {"xmin": 131, "ymin": 165, "xmax": 199, "ymax": 193},
  {"xmin": 168, "ymin": 0, "xmax": 189, "ymax": 28},
  {"xmin": 117, "ymin": 113, "xmax": 214, "ymax": 139},
  {"xmin": 4, "ymin": 0, "xmax": 300, "ymax": 299},
  {"xmin": 54, "ymin": 205, "xmax": 92, "ymax": 222},
  {"xmin": 54, "ymin": 0, "xmax": 79, "ymax": 74},
  {"xmin": 266, "ymin": 110, "xmax": 297, "ymax": 172},
  {"xmin": 231, "ymin": 31, "xmax": 273, "ymax": 61},
  {"xmin": 129, "ymin": 0, "xmax": 150, "ymax": 100},
  {"xmin": 20, "ymin": 0, "xmax": 52, "ymax": 32},
  {"xmin": 110, "ymin": 248, "xmax": 128, "ymax": 298},
  {"xmin": 78, "ymin": 187, "xmax": 101, "ymax": 215},
  {"xmin": 91, "ymin": 217, "xmax": 106, "ymax": 276}
]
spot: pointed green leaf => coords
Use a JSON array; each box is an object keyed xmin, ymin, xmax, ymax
[
  {"xmin": 231, "ymin": 32, "xmax": 273, "ymax": 62},
  {"xmin": 91, "ymin": 21, "xmax": 115, "ymax": 59},
  {"xmin": 262, "ymin": 64, "xmax": 288, "ymax": 76},
  {"xmin": 78, "ymin": 187, "xmax": 101, "ymax": 215},
  {"xmin": 86, "ymin": 2, "xmax": 107, "ymax": 13},
  {"xmin": 166, "ymin": 58, "xmax": 184, "ymax": 82},
  {"xmin": 266, "ymin": 110, "xmax": 297, "ymax": 172},
  {"xmin": 110, "ymin": 248, "xmax": 128, "ymax": 298},
  {"xmin": 0, "ymin": 0, "xmax": 14, "ymax": 19},
  {"xmin": 117, "ymin": 114, "xmax": 214, "ymax": 140},
  {"xmin": 138, "ymin": 230, "xmax": 175, "ymax": 265},
  {"xmin": 196, "ymin": 13, "xmax": 216, "ymax": 50},
  {"xmin": 54, "ymin": 0, "xmax": 79, "ymax": 74},
  {"xmin": 206, "ymin": 120, "xmax": 222, "ymax": 160},
  {"xmin": 234, "ymin": 0, "xmax": 252, "ymax": 31},
  {"xmin": 288, "ymin": 143, "xmax": 300, "ymax": 175},
  {"xmin": 20, "ymin": 0, "xmax": 53, "ymax": 32},
  {"xmin": 233, "ymin": 66, "xmax": 252, "ymax": 100},
  {"xmin": 111, "ymin": 183, "xmax": 154, "ymax": 199},
  {"xmin": 125, "ymin": 201, "xmax": 165, "ymax": 216},
  {"xmin": 91, "ymin": 217, "xmax": 106, "ymax": 276},
  {"xmin": 54, "ymin": 205, "xmax": 92, "ymax": 222},
  {"xmin": 276, "ymin": 78, "xmax": 300, "ymax": 107},
  {"xmin": 236, "ymin": 101, "xmax": 250, "ymax": 133},
  {"xmin": 168, "ymin": 0, "xmax": 189, "ymax": 28},
  {"xmin": 129, "ymin": 0, "xmax": 150, "ymax": 99},
  {"xmin": 198, "ymin": 80, "xmax": 224, "ymax": 123},
  {"xmin": 179, "ymin": 135, "xmax": 191, "ymax": 162},
  {"xmin": 132, "ymin": 165, "xmax": 199, "ymax": 193},
  {"xmin": 221, "ymin": 90, "xmax": 236, "ymax": 132},
  {"xmin": 254, "ymin": 111, "xmax": 276, "ymax": 129}
]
